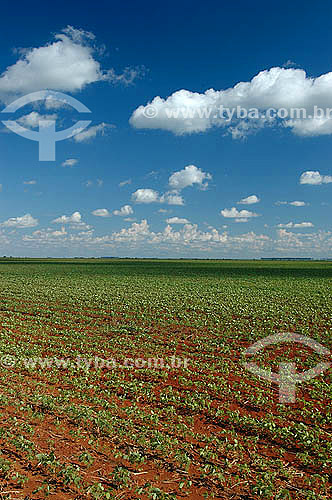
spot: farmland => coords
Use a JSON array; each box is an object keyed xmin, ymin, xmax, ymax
[{"xmin": 0, "ymin": 259, "xmax": 331, "ymax": 499}]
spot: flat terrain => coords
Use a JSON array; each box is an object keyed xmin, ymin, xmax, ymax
[{"xmin": 0, "ymin": 259, "xmax": 331, "ymax": 499}]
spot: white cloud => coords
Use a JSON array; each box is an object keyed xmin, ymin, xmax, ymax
[
  {"xmin": 52, "ymin": 211, "xmax": 90, "ymax": 230},
  {"xmin": 0, "ymin": 27, "xmax": 102, "ymax": 101},
  {"xmin": 294, "ymin": 222, "xmax": 314, "ymax": 228},
  {"xmin": 92, "ymin": 209, "xmax": 111, "ymax": 217},
  {"xmin": 10, "ymin": 217, "xmax": 332, "ymax": 257},
  {"xmin": 53, "ymin": 211, "xmax": 82, "ymax": 224},
  {"xmin": 166, "ymin": 217, "xmax": 190, "ymax": 224},
  {"xmin": 130, "ymin": 166, "xmax": 209, "ymax": 207},
  {"xmin": 23, "ymin": 180, "xmax": 36, "ymax": 185},
  {"xmin": 73, "ymin": 123, "xmax": 113, "ymax": 143},
  {"xmin": 220, "ymin": 207, "xmax": 259, "ymax": 218},
  {"xmin": 43, "ymin": 97, "xmax": 70, "ymax": 110},
  {"xmin": 237, "ymin": 195, "xmax": 260, "ymax": 205},
  {"xmin": 132, "ymin": 188, "xmax": 159, "ymax": 204},
  {"xmin": 159, "ymin": 191, "xmax": 184, "ymax": 205},
  {"xmin": 300, "ymin": 171, "xmax": 332, "ymax": 185},
  {"xmin": 284, "ymin": 117, "xmax": 332, "ymax": 137},
  {"xmin": 277, "ymin": 221, "xmax": 314, "ymax": 228},
  {"xmin": 109, "ymin": 219, "xmax": 151, "ymax": 242},
  {"xmin": 169, "ymin": 165, "xmax": 212, "ymax": 190},
  {"xmin": 17, "ymin": 112, "xmax": 58, "ymax": 128},
  {"xmin": 119, "ymin": 179, "xmax": 131, "ymax": 187},
  {"xmin": 130, "ymin": 66, "xmax": 332, "ymax": 137},
  {"xmin": 83, "ymin": 179, "xmax": 103, "ymax": 188},
  {"xmin": 289, "ymin": 200, "xmax": 306, "ymax": 206},
  {"xmin": 62, "ymin": 158, "xmax": 78, "ymax": 167},
  {"xmin": 131, "ymin": 188, "xmax": 184, "ymax": 206},
  {"xmin": 276, "ymin": 200, "xmax": 307, "ymax": 206},
  {"xmin": 51, "ymin": 227, "xmax": 67, "ymax": 236},
  {"xmin": 0, "ymin": 26, "xmax": 140, "ymax": 103},
  {"xmin": 23, "ymin": 226, "xmax": 67, "ymax": 242},
  {"xmin": 0, "ymin": 213, "xmax": 38, "ymax": 228},
  {"xmin": 113, "ymin": 205, "xmax": 133, "ymax": 216},
  {"xmin": 235, "ymin": 218, "xmax": 249, "ymax": 223},
  {"xmin": 105, "ymin": 220, "xmax": 270, "ymax": 253},
  {"xmin": 17, "ymin": 218, "xmax": 332, "ymax": 257},
  {"xmin": 130, "ymin": 90, "xmax": 220, "ymax": 135},
  {"xmin": 273, "ymin": 228, "xmax": 332, "ymax": 254},
  {"xmin": 106, "ymin": 66, "xmax": 145, "ymax": 86}
]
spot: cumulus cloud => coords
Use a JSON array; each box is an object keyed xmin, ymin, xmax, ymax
[
  {"xmin": 131, "ymin": 188, "xmax": 184, "ymax": 206},
  {"xmin": 300, "ymin": 171, "xmax": 332, "ymax": 185},
  {"xmin": 220, "ymin": 207, "xmax": 259, "ymax": 218},
  {"xmin": 101, "ymin": 220, "xmax": 270, "ymax": 254},
  {"xmin": 62, "ymin": 158, "xmax": 78, "ymax": 167},
  {"xmin": 17, "ymin": 112, "xmax": 58, "ymax": 128},
  {"xmin": 52, "ymin": 211, "xmax": 91, "ymax": 230},
  {"xmin": 92, "ymin": 209, "xmax": 111, "ymax": 217},
  {"xmin": 290, "ymin": 200, "xmax": 307, "ymax": 206},
  {"xmin": 284, "ymin": 117, "xmax": 332, "ymax": 136},
  {"xmin": 0, "ymin": 26, "xmax": 141, "ymax": 103},
  {"xmin": 0, "ymin": 213, "xmax": 38, "ymax": 228},
  {"xmin": 159, "ymin": 191, "xmax": 184, "ymax": 205},
  {"xmin": 166, "ymin": 217, "xmax": 190, "ymax": 224},
  {"xmin": 237, "ymin": 195, "xmax": 260, "ymax": 205},
  {"xmin": 0, "ymin": 27, "xmax": 102, "ymax": 101},
  {"xmin": 23, "ymin": 180, "xmax": 36, "ymax": 185},
  {"xmin": 113, "ymin": 205, "xmax": 133, "ymax": 216},
  {"xmin": 19, "ymin": 217, "xmax": 332, "ymax": 257},
  {"xmin": 168, "ymin": 165, "xmax": 212, "ymax": 190},
  {"xmin": 277, "ymin": 221, "xmax": 314, "ymax": 228},
  {"xmin": 130, "ymin": 66, "xmax": 332, "ymax": 137},
  {"xmin": 53, "ymin": 211, "xmax": 83, "ymax": 224},
  {"xmin": 109, "ymin": 219, "xmax": 151, "ymax": 242},
  {"xmin": 276, "ymin": 200, "xmax": 307, "ymax": 206},
  {"xmin": 273, "ymin": 229, "xmax": 332, "ymax": 254},
  {"xmin": 23, "ymin": 226, "xmax": 67, "ymax": 242},
  {"xmin": 132, "ymin": 189, "xmax": 159, "ymax": 204},
  {"xmin": 131, "ymin": 166, "xmax": 209, "ymax": 207},
  {"xmin": 295, "ymin": 222, "xmax": 314, "ymax": 228}
]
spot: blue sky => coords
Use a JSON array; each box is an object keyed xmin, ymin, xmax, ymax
[{"xmin": 0, "ymin": 0, "xmax": 332, "ymax": 257}]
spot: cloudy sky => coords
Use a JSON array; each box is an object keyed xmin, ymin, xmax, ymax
[{"xmin": 0, "ymin": 0, "xmax": 332, "ymax": 258}]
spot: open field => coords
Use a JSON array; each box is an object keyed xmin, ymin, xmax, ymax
[{"xmin": 0, "ymin": 259, "xmax": 331, "ymax": 499}]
